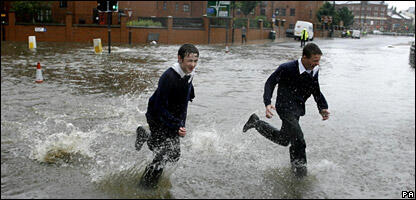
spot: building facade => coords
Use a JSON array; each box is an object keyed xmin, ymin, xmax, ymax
[
  {"xmin": 335, "ymin": 1, "xmax": 388, "ymax": 31},
  {"xmin": 387, "ymin": 8, "xmax": 413, "ymax": 33}
]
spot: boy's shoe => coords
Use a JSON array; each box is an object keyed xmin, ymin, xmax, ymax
[
  {"xmin": 243, "ymin": 113, "xmax": 259, "ymax": 132},
  {"xmin": 135, "ymin": 126, "xmax": 149, "ymax": 151}
]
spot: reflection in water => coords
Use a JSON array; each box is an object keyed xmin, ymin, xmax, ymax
[
  {"xmin": 262, "ymin": 167, "xmax": 315, "ymax": 199},
  {"xmin": 94, "ymin": 164, "xmax": 173, "ymax": 199}
]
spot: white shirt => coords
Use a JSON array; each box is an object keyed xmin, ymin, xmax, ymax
[
  {"xmin": 171, "ymin": 63, "xmax": 194, "ymax": 83},
  {"xmin": 298, "ymin": 58, "xmax": 319, "ymax": 77}
]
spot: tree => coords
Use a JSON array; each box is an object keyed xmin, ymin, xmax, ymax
[
  {"xmin": 11, "ymin": 1, "xmax": 51, "ymax": 23},
  {"xmin": 237, "ymin": 1, "xmax": 259, "ymax": 17},
  {"xmin": 316, "ymin": 2, "xmax": 337, "ymax": 24},
  {"xmin": 337, "ymin": 7, "xmax": 355, "ymax": 28}
]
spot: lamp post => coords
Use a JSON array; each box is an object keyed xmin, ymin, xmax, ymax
[{"xmin": 127, "ymin": 8, "xmax": 132, "ymax": 45}]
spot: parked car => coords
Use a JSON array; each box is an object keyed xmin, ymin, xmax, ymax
[
  {"xmin": 285, "ymin": 28, "xmax": 294, "ymax": 38},
  {"xmin": 372, "ymin": 30, "xmax": 382, "ymax": 35},
  {"xmin": 352, "ymin": 30, "xmax": 360, "ymax": 39},
  {"xmin": 294, "ymin": 21, "xmax": 314, "ymax": 41}
]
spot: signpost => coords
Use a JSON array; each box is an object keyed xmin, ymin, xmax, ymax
[
  {"xmin": 97, "ymin": 0, "xmax": 118, "ymax": 53},
  {"xmin": 35, "ymin": 27, "xmax": 47, "ymax": 32},
  {"xmin": 207, "ymin": 1, "xmax": 230, "ymax": 17}
]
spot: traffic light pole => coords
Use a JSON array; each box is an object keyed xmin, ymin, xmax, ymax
[
  {"xmin": 108, "ymin": 11, "xmax": 111, "ymax": 54},
  {"xmin": 107, "ymin": 1, "xmax": 111, "ymax": 54}
]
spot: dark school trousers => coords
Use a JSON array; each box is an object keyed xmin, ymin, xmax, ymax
[
  {"xmin": 140, "ymin": 119, "xmax": 181, "ymax": 187},
  {"xmin": 254, "ymin": 112, "xmax": 307, "ymax": 167}
]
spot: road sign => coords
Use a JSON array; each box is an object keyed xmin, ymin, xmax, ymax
[
  {"xmin": 207, "ymin": 1, "xmax": 230, "ymax": 17},
  {"xmin": 35, "ymin": 27, "xmax": 47, "ymax": 32}
]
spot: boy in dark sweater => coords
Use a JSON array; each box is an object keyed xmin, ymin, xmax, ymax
[
  {"xmin": 243, "ymin": 43, "xmax": 330, "ymax": 178},
  {"xmin": 135, "ymin": 44, "xmax": 199, "ymax": 188}
]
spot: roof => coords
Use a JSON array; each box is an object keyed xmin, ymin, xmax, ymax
[{"xmin": 335, "ymin": 1, "xmax": 386, "ymax": 5}]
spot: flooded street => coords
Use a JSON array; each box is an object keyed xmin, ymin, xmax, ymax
[{"xmin": 1, "ymin": 35, "xmax": 415, "ymax": 198}]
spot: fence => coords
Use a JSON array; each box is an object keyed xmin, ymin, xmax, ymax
[
  {"xmin": 173, "ymin": 18, "xmax": 204, "ymax": 29},
  {"xmin": 2, "ymin": 12, "xmax": 287, "ymax": 45}
]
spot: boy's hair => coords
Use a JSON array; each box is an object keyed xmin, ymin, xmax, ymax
[
  {"xmin": 178, "ymin": 44, "xmax": 199, "ymax": 59},
  {"xmin": 302, "ymin": 43, "xmax": 322, "ymax": 58}
]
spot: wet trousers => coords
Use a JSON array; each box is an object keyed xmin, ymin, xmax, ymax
[
  {"xmin": 140, "ymin": 119, "xmax": 181, "ymax": 187},
  {"xmin": 254, "ymin": 113, "xmax": 307, "ymax": 167}
]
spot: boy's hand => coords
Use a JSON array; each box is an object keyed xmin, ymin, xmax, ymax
[
  {"xmin": 320, "ymin": 109, "xmax": 330, "ymax": 120},
  {"xmin": 266, "ymin": 104, "xmax": 276, "ymax": 119},
  {"xmin": 178, "ymin": 127, "xmax": 186, "ymax": 137}
]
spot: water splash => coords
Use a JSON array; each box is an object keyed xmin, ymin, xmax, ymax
[{"xmin": 30, "ymin": 130, "xmax": 97, "ymax": 164}]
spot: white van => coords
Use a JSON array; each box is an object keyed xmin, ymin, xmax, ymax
[
  {"xmin": 294, "ymin": 21, "xmax": 314, "ymax": 41},
  {"xmin": 352, "ymin": 30, "xmax": 360, "ymax": 39}
]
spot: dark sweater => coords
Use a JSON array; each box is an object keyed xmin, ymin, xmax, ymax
[
  {"xmin": 263, "ymin": 60, "xmax": 328, "ymax": 116},
  {"xmin": 146, "ymin": 68, "xmax": 195, "ymax": 134}
]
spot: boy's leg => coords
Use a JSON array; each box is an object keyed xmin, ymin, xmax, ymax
[
  {"xmin": 140, "ymin": 133, "xmax": 180, "ymax": 188},
  {"xmin": 279, "ymin": 114, "xmax": 307, "ymax": 177},
  {"xmin": 243, "ymin": 113, "xmax": 290, "ymax": 146}
]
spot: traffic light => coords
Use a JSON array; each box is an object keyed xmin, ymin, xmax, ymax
[
  {"xmin": 97, "ymin": 0, "xmax": 117, "ymax": 12},
  {"xmin": 109, "ymin": 0, "xmax": 118, "ymax": 12},
  {"xmin": 97, "ymin": 0, "xmax": 107, "ymax": 12}
]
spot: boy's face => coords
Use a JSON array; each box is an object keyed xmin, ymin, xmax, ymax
[
  {"xmin": 178, "ymin": 53, "xmax": 199, "ymax": 74},
  {"xmin": 302, "ymin": 54, "xmax": 321, "ymax": 70}
]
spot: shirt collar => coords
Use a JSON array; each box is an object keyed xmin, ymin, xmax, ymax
[
  {"xmin": 171, "ymin": 63, "xmax": 194, "ymax": 83},
  {"xmin": 298, "ymin": 58, "xmax": 319, "ymax": 77}
]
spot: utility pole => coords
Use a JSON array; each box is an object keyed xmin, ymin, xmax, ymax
[
  {"xmin": 107, "ymin": 1, "xmax": 111, "ymax": 54},
  {"xmin": 331, "ymin": 1, "xmax": 335, "ymax": 37}
]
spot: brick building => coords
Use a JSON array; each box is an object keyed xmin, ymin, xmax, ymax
[
  {"xmin": 335, "ymin": 1, "xmax": 388, "ymax": 31},
  {"xmin": 387, "ymin": 8, "xmax": 413, "ymax": 33},
  {"xmin": 1, "ymin": 1, "xmax": 331, "ymax": 44},
  {"xmin": 3, "ymin": 1, "xmax": 324, "ymax": 29}
]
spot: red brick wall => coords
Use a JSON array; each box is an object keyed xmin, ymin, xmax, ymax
[
  {"xmin": 9, "ymin": 25, "xmax": 66, "ymax": 42},
  {"xmin": 3, "ymin": 13, "xmax": 279, "ymax": 45}
]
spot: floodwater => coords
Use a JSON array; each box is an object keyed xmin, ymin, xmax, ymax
[{"xmin": 1, "ymin": 35, "xmax": 415, "ymax": 199}]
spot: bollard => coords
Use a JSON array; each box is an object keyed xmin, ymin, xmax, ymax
[
  {"xmin": 29, "ymin": 36, "xmax": 37, "ymax": 49},
  {"xmin": 35, "ymin": 62, "xmax": 43, "ymax": 83},
  {"xmin": 93, "ymin": 38, "xmax": 103, "ymax": 54},
  {"xmin": 225, "ymin": 45, "xmax": 229, "ymax": 53}
]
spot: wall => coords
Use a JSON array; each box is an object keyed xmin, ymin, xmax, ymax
[{"xmin": 2, "ymin": 12, "xmax": 287, "ymax": 45}]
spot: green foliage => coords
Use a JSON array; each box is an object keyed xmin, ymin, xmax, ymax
[
  {"xmin": 316, "ymin": 2, "xmax": 356, "ymax": 28},
  {"xmin": 12, "ymin": 1, "xmax": 51, "ymax": 23},
  {"xmin": 255, "ymin": 15, "xmax": 271, "ymax": 28},
  {"xmin": 127, "ymin": 20, "xmax": 162, "ymax": 27},
  {"xmin": 234, "ymin": 18, "xmax": 247, "ymax": 28},
  {"xmin": 316, "ymin": 2, "xmax": 336, "ymax": 23},
  {"xmin": 337, "ymin": 7, "xmax": 354, "ymax": 27},
  {"xmin": 237, "ymin": 1, "xmax": 259, "ymax": 17}
]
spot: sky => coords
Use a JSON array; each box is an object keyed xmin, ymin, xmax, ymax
[{"xmin": 384, "ymin": 1, "xmax": 415, "ymax": 11}]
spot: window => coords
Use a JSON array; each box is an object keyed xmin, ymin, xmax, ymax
[
  {"xmin": 290, "ymin": 8, "xmax": 295, "ymax": 16},
  {"xmin": 175, "ymin": 3, "xmax": 179, "ymax": 11},
  {"xmin": 46, "ymin": 9, "xmax": 51, "ymax": 21},
  {"xmin": 275, "ymin": 8, "xmax": 279, "ymax": 16},
  {"xmin": 289, "ymin": 23, "xmax": 294, "ymax": 29},
  {"xmin": 281, "ymin": 8, "xmax": 286, "ymax": 16},
  {"xmin": 163, "ymin": 1, "xmax": 167, "ymax": 10},
  {"xmin": 309, "ymin": 10, "xmax": 312, "ymax": 18},
  {"xmin": 37, "ymin": 9, "xmax": 52, "ymax": 22},
  {"xmin": 60, "ymin": 1, "xmax": 67, "ymax": 8},
  {"xmin": 261, "ymin": 8, "xmax": 266, "ymax": 15},
  {"xmin": 183, "ymin": 4, "xmax": 189, "ymax": 12}
]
